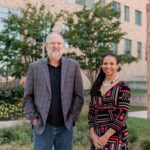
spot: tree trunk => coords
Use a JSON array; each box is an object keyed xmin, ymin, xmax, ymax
[
  {"xmin": 146, "ymin": 3, "xmax": 150, "ymax": 119},
  {"xmin": 86, "ymin": 70, "xmax": 98, "ymax": 86}
]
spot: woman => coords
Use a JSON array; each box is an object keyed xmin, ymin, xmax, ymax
[{"xmin": 88, "ymin": 54, "xmax": 130, "ymax": 150}]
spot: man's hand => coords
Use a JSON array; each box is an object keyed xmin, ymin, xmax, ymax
[{"xmin": 31, "ymin": 118, "xmax": 39, "ymax": 126}]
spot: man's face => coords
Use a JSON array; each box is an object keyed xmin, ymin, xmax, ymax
[{"xmin": 46, "ymin": 34, "xmax": 64, "ymax": 60}]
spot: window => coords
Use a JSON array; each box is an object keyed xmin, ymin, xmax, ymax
[
  {"xmin": 0, "ymin": 7, "xmax": 9, "ymax": 47},
  {"xmin": 67, "ymin": 0, "xmax": 85, "ymax": 6},
  {"xmin": 112, "ymin": 1, "xmax": 121, "ymax": 18},
  {"xmin": 0, "ymin": 6, "xmax": 20, "ymax": 18},
  {"xmin": 75, "ymin": 0, "xmax": 85, "ymax": 5},
  {"xmin": 85, "ymin": 0, "xmax": 94, "ymax": 8},
  {"xmin": 0, "ymin": 19, "xmax": 4, "ymax": 32},
  {"xmin": 64, "ymin": 40, "xmax": 70, "ymax": 49},
  {"xmin": 111, "ymin": 43, "xmax": 118, "ymax": 54},
  {"xmin": 62, "ymin": 25, "xmax": 70, "ymax": 49},
  {"xmin": 137, "ymin": 42, "xmax": 142, "ymax": 59},
  {"xmin": 112, "ymin": 1, "xmax": 121, "ymax": 12},
  {"xmin": 10, "ymin": 8, "xmax": 20, "ymax": 16},
  {"xmin": 0, "ymin": 7, "xmax": 21, "ymax": 45},
  {"xmin": 66, "ymin": 0, "xmax": 94, "ymax": 8},
  {"xmin": 124, "ymin": 39, "xmax": 131, "ymax": 54},
  {"xmin": 62, "ymin": 24, "xmax": 69, "ymax": 32},
  {"xmin": 66, "ymin": 0, "xmax": 76, "ymax": 3},
  {"xmin": 135, "ymin": 10, "xmax": 142, "ymax": 26},
  {"xmin": 0, "ymin": 7, "xmax": 9, "ymax": 19},
  {"xmin": 124, "ymin": 6, "xmax": 129, "ymax": 22},
  {"xmin": 99, "ymin": 0, "xmax": 106, "ymax": 6},
  {"xmin": 0, "ymin": 18, "xmax": 4, "ymax": 49}
]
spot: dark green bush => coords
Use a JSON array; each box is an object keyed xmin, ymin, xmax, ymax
[
  {"xmin": 0, "ymin": 123, "xmax": 33, "ymax": 145},
  {"xmin": 140, "ymin": 140, "xmax": 150, "ymax": 150},
  {"xmin": 0, "ymin": 85, "xmax": 24, "ymax": 120},
  {"xmin": 0, "ymin": 86, "xmax": 24, "ymax": 104},
  {"xmin": 0, "ymin": 128, "xmax": 14, "ymax": 144},
  {"xmin": 128, "ymin": 127, "xmax": 138, "ymax": 143},
  {"xmin": 74, "ymin": 115, "xmax": 90, "ymax": 146},
  {"xmin": 11, "ymin": 124, "xmax": 33, "ymax": 146}
]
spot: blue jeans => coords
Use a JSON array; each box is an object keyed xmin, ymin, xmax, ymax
[{"xmin": 33, "ymin": 124, "xmax": 73, "ymax": 150}]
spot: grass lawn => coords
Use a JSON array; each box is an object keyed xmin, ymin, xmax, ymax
[
  {"xmin": 75, "ymin": 115, "xmax": 150, "ymax": 150},
  {"xmin": 128, "ymin": 117, "xmax": 150, "ymax": 150},
  {"xmin": 0, "ymin": 104, "xmax": 149, "ymax": 150},
  {"xmin": 1, "ymin": 114, "xmax": 150, "ymax": 150},
  {"xmin": 129, "ymin": 105, "xmax": 147, "ymax": 112},
  {"xmin": 131, "ymin": 89, "xmax": 147, "ymax": 94}
]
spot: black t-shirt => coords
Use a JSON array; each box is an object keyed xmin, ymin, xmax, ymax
[{"xmin": 46, "ymin": 63, "xmax": 64, "ymax": 126}]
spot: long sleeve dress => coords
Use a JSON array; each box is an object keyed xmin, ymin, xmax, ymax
[{"xmin": 88, "ymin": 81, "xmax": 130, "ymax": 150}]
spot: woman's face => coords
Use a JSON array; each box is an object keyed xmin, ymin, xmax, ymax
[{"xmin": 102, "ymin": 55, "xmax": 120, "ymax": 77}]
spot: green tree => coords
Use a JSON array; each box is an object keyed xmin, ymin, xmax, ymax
[
  {"xmin": 62, "ymin": 2, "xmax": 136, "ymax": 85},
  {"xmin": 0, "ymin": 3, "xmax": 58, "ymax": 79}
]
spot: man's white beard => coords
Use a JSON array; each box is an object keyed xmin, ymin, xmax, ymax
[{"xmin": 47, "ymin": 48, "xmax": 64, "ymax": 60}]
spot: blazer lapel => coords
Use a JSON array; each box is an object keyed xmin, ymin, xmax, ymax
[
  {"xmin": 61, "ymin": 57, "xmax": 68, "ymax": 94},
  {"xmin": 41, "ymin": 58, "xmax": 51, "ymax": 95}
]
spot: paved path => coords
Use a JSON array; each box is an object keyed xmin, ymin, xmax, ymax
[
  {"xmin": 0, "ymin": 111, "xmax": 148, "ymax": 129},
  {"xmin": 0, "ymin": 119, "xmax": 29, "ymax": 128},
  {"xmin": 128, "ymin": 111, "xmax": 147, "ymax": 119}
]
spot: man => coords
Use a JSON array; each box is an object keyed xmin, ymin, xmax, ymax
[{"xmin": 23, "ymin": 32, "xmax": 84, "ymax": 150}]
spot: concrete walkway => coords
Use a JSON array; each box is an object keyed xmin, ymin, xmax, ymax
[
  {"xmin": 128, "ymin": 111, "xmax": 147, "ymax": 119},
  {"xmin": 0, "ymin": 111, "xmax": 148, "ymax": 129},
  {"xmin": 0, "ymin": 119, "xmax": 29, "ymax": 129}
]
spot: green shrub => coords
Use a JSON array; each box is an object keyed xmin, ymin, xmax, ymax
[
  {"xmin": 128, "ymin": 127, "xmax": 138, "ymax": 143},
  {"xmin": 140, "ymin": 140, "xmax": 150, "ymax": 150},
  {"xmin": 0, "ymin": 123, "xmax": 33, "ymax": 146},
  {"xmin": 11, "ymin": 124, "xmax": 33, "ymax": 146},
  {"xmin": 0, "ymin": 86, "xmax": 23, "ymax": 104},
  {"xmin": 74, "ymin": 115, "xmax": 90, "ymax": 146},
  {"xmin": 0, "ymin": 128, "xmax": 14, "ymax": 144}
]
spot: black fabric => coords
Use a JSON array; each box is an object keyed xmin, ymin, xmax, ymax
[{"xmin": 47, "ymin": 63, "xmax": 64, "ymax": 126}]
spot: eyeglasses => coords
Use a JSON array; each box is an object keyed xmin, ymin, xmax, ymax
[{"xmin": 46, "ymin": 42, "xmax": 63, "ymax": 45}]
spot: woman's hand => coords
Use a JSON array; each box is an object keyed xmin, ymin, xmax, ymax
[
  {"xmin": 98, "ymin": 127, "xmax": 116, "ymax": 148},
  {"xmin": 91, "ymin": 133, "xmax": 102, "ymax": 149},
  {"xmin": 98, "ymin": 134, "xmax": 109, "ymax": 149},
  {"xmin": 90, "ymin": 129, "xmax": 102, "ymax": 149}
]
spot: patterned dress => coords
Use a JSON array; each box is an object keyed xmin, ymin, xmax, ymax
[{"xmin": 88, "ymin": 81, "xmax": 130, "ymax": 150}]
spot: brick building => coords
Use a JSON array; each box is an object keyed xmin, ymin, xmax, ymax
[{"xmin": 0, "ymin": 0, "xmax": 149, "ymax": 88}]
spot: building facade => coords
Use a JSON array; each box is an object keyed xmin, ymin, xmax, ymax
[
  {"xmin": 0, "ymin": 0, "xmax": 149, "ymax": 88},
  {"xmin": 97, "ymin": 0, "xmax": 149, "ymax": 81},
  {"xmin": 66, "ymin": 0, "xmax": 149, "ymax": 82}
]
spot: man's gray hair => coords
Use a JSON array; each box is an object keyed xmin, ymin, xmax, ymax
[{"xmin": 46, "ymin": 32, "xmax": 64, "ymax": 44}]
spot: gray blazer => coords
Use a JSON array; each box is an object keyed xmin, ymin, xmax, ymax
[{"xmin": 23, "ymin": 57, "xmax": 84, "ymax": 134}]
